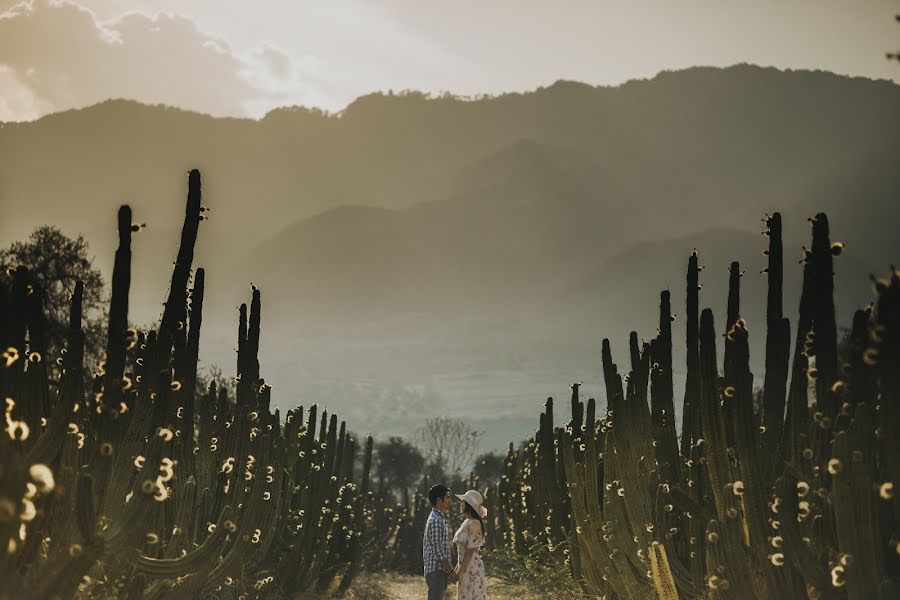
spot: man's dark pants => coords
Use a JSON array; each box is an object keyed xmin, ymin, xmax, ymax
[{"xmin": 425, "ymin": 570, "xmax": 448, "ymax": 600}]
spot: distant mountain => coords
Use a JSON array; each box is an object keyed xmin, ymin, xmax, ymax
[
  {"xmin": 554, "ymin": 228, "xmax": 879, "ymax": 360},
  {"xmin": 2, "ymin": 64, "xmax": 898, "ymax": 446},
  {"xmin": 4, "ymin": 65, "xmax": 897, "ymax": 262}
]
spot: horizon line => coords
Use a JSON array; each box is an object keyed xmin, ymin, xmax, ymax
[{"xmin": 2, "ymin": 61, "xmax": 898, "ymax": 127}]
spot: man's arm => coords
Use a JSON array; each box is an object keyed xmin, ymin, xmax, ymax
[
  {"xmin": 425, "ymin": 517, "xmax": 456, "ymax": 581},
  {"xmin": 441, "ymin": 559, "xmax": 458, "ymax": 584}
]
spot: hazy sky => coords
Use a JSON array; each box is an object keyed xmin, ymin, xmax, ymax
[{"xmin": 0, "ymin": 0, "xmax": 897, "ymax": 121}]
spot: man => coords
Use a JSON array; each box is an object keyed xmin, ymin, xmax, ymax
[{"xmin": 423, "ymin": 484, "xmax": 458, "ymax": 599}]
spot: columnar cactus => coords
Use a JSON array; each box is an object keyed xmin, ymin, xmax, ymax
[
  {"xmin": 3, "ymin": 169, "xmax": 897, "ymax": 599},
  {"xmin": 0, "ymin": 170, "xmax": 376, "ymax": 599},
  {"xmin": 761, "ymin": 213, "xmax": 790, "ymax": 466},
  {"xmin": 494, "ymin": 212, "xmax": 898, "ymax": 599}
]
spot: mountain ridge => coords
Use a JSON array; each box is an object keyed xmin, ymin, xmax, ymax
[
  {"xmin": 3, "ymin": 63, "xmax": 896, "ymax": 128},
  {"xmin": 2, "ymin": 63, "xmax": 898, "ymax": 444}
]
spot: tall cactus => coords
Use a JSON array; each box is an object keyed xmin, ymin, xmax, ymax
[
  {"xmin": 651, "ymin": 290, "xmax": 680, "ymax": 486},
  {"xmin": 494, "ymin": 212, "xmax": 898, "ymax": 598},
  {"xmin": 761, "ymin": 213, "xmax": 790, "ymax": 464},
  {"xmin": 0, "ymin": 170, "xmax": 376, "ymax": 599},
  {"xmin": 681, "ymin": 252, "xmax": 701, "ymax": 457},
  {"xmin": 4, "ymin": 170, "xmax": 898, "ymax": 600}
]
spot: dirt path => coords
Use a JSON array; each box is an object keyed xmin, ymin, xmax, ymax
[
  {"xmin": 372, "ymin": 574, "xmax": 542, "ymax": 600},
  {"xmin": 378, "ymin": 575, "xmax": 423, "ymax": 600}
]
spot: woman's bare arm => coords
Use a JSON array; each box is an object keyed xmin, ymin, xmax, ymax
[
  {"xmin": 457, "ymin": 547, "xmax": 475, "ymax": 575},
  {"xmin": 456, "ymin": 521, "xmax": 482, "ymax": 575}
]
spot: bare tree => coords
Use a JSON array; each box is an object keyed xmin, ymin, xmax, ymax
[{"xmin": 415, "ymin": 417, "xmax": 483, "ymax": 477}]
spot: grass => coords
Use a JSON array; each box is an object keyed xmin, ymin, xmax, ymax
[
  {"xmin": 484, "ymin": 542, "xmax": 589, "ymax": 600},
  {"xmin": 340, "ymin": 570, "xmax": 554, "ymax": 600}
]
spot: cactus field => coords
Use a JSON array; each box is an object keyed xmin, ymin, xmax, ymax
[
  {"xmin": 484, "ymin": 213, "xmax": 900, "ymax": 598},
  {"xmin": 1, "ymin": 170, "xmax": 898, "ymax": 599}
]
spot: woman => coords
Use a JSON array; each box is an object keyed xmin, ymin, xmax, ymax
[{"xmin": 453, "ymin": 490, "xmax": 487, "ymax": 600}]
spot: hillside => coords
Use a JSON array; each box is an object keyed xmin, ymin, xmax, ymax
[{"xmin": 2, "ymin": 64, "xmax": 899, "ymax": 448}]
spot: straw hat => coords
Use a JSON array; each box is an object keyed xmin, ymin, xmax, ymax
[{"xmin": 455, "ymin": 489, "xmax": 487, "ymax": 518}]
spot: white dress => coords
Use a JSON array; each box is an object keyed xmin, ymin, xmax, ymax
[{"xmin": 453, "ymin": 518, "xmax": 486, "ymax": 600}]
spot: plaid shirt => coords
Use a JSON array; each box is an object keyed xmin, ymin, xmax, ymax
[{"xmin": 422, "ymin": 508, "xmax": 451, "ymax": 575}]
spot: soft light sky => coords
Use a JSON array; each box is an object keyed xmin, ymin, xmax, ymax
[{"xmin": 0, "ymin": 0, "xmax": 897, "ymax": 121}]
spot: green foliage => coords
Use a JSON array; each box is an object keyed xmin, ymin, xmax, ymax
[
  {"xmin": 487, "ymin": 544, "xmax": 586, "ymax": 599},
  {"xmin": 473, "ymin": 451, "xmax": 504, "ymax": 486},
  {"xmin": 0, "ymin": 225, "xmax": 107, "ymax": 373},
  {"xmin": 374, "ymin": 436, "xmax": 425, "ymax": 497}
]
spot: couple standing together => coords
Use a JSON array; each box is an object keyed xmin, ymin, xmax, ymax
[{"xmin": 422, "ymin": 485, "xmax": 488, "ymax": 600}]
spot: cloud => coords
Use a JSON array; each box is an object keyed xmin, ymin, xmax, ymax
[
  {"xmin": 238, "ymin": 43, "xmax": 334, "ymax": 115},
  {"xmin": 0, "ymin": 64, "xmax": 54, "ymax": 120},
  {"xmin": 0, "ymin": 0, "xmax": 321, "ymax": 120}
]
